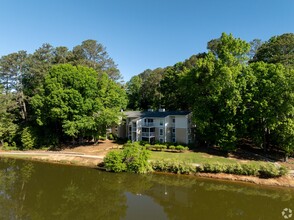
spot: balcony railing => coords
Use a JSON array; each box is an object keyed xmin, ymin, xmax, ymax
[
  {"xmin": 142, "ymin": 123, "xmax": 155, "ymax": 127},
  {"xmin": 142, "ymin": 132, "xmax": 155, "ymax": 137}
]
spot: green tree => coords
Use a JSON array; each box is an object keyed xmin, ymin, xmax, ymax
[
  {"xmin": 0, "ymin": 51, "xmax": 28, "ymax": 120},
  {"xmin": 187, "ymin": 33, "xmax": 250, "ymax": 150},
  {"xmin": 243, "ymin": 62, "xmax": 294, "ymax": 156},
  {"xmin": 126, "ymin": 75, "xmax": 142, "ymax": 110},
  {"xmin": 72, "ymin": 39, "xmax": 121, "ymax": 82},
  {"xmin": 0, "ymin": 87, "xmax": 18, "ymax": 145},
  {"xmin": 252, "ymin": 33, "xmax": 294, "ymax": 67},
  {"xmin": 31, "ymin": 64, "xmax": 127, "ymax": 146}
]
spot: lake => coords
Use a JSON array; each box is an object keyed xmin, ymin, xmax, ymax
[{"xmin": 0, "ymin": 158, "xmax": 293, "ymax": 220}]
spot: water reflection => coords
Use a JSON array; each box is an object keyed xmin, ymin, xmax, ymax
[{"xmin": 0, "ymin": 158, "xmax": 293, "ymax": 220}]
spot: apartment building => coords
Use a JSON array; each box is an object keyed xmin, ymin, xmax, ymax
[{"xmin": 115, "ymin": 109, "xmax": 194, "ymax": 144}]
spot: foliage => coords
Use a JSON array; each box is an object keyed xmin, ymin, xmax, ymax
[
  {"xmin": 21, "ymin": 127, "xmax": 36, "ymax": 150},
  {"xmin": 252, "ymin": 33, "xmax": 294, "ymax": 67},
  {"xmin": 151, "ymin": 159, "xmax": 288, "ymax": 177},
  {"xmin": 150, "ymin": 160, "xmax": 195, "ymax": 174},
  {"xmin": 104, "ymin": 151, "xmax": 127, "ymax": 173},
  {"xmin": 31, "ymin": 64, "xmax": 127, "ymax": 146},
  {"xmin": 104, "ymin": 142, "xmax": 152, "ymax": 173}
]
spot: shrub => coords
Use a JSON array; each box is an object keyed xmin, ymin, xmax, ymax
[
  {"xmin": 104, "ymin": 143, "xmax": 152, "ymax": 174},
  {"xmin": 122, "ymin": 144, "xmax": 152, "ymax": 173},
  {"xmin": 2, "ymin": 142, "xmax": 18, "ymax": 150},
  {"xmin": 104, "ymin": 151, "xmax": 126, "ymax": 172},
  {"xmin": 151, "ymin": 160, "xmax": 194, "ymax": 174},
  {"xmin": 108, "ymin": 133, "xmax": 114, "ymax": 140},
  {"xmin": 169, "ymin": 145, "xmax": 175, "ymax": 150},
  {"xmin": 258, "ymin": 164, "xmax": 281, "ymax": 178},
  {"xmin": 199, "ymin": 162, "xmax": 287, "ymax": 178}
]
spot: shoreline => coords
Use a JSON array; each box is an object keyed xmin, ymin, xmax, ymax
[{"xmin": 1, "ymin": 151, "xmax": 294, "ymax": 188}]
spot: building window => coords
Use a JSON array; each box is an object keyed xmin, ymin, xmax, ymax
[
  {"xmin": 160, "ymin": 119, "xmax": 164, "ymax": 126},
  {"xmin": 172, "ymin": 137, "xmax": 176, "ymax": 143},
  {"xmin": 160, "ymin": 138, "xmax": 163, "ymax": 143},
  {"xmin": 172, "ymin": 128, "xmax": 175, "ymax": 133},
  {"xmin": 159, "ymin": 128, "xmax": 163, "ymax": 136},
  {"xmin": 172, "ymin": 118, "xmax": 175, "ymax": 123}
]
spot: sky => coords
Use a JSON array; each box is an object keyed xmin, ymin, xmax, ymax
[{"xmin": 0, "ymin": 0, "xmax": 293, "ymax": 82}]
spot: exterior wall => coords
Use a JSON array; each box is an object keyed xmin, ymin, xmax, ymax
[
  {"xmin": 117, "ymin": 124, "xmax": 126, "ymax": 139},
  {"xmin": 120, "ymin": 112, "xmax": 194, "ymax": 144},
  {"xmin": 176, "ymin": 128, "xmax": 187, "ymax": 144}
]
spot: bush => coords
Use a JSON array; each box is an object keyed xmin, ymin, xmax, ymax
[
  {"xmin": 104, "ymin": 151, "xmax": 126, "ymax": 172},
  {"xmin": 169, "ymin": 145, "xmax": 175, "ymax": 150},
  {"xmin": 198, "ymin": 162, "xmax": 287, "ymax": 178},
  {"xmin": 151, "ymin": 160, "xmax": 194, "ymax": 174},
  {"xmin": 108, "ymin": 133, "xmax": 114, "ymax": 140},
  {"xmin": 2, "ymin": 142, "xmax": 18, "ymax": 151},
  {"xmin": 104, "ymin": 143, "xmax": 152, "ymax": 174},
  {"xmin": 122, "ymin": 144, "xmax": 152, "ymax": 173}
]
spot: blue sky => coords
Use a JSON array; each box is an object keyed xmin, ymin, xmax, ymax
[{"xmin": 0, "ymin": 0, "xmax": 293, "ymax": 81}]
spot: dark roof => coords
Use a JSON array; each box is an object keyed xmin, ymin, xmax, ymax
[{"xmin": 124, "ymin": 111, "xmax": 190, "ymax": 118}]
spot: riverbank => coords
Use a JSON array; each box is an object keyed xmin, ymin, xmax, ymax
[{"xmin": 1, "ymin": 140, "xmax": 294, "ymax": 188}]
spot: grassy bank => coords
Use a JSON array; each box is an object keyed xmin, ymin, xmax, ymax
[{"xmin": 149, "ymin": 151, "xmax": 288, "ymax": 178}]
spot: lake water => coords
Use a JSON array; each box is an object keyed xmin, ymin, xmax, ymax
[{"xmin": 0, "ymin": 158, "xmax": 293, "ymax": 220}]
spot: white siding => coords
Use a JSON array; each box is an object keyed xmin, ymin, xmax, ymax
[{"xmin": 174, "ymin": 115, "xmax": 188, "ymax": 128}]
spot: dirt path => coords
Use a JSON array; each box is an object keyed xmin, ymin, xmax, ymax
[{"xmin": 0, "ymin": 140, "xmax": 119, "ymax": 167}]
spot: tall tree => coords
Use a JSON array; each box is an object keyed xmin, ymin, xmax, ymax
[
  {"xmin": 0, "ymin": 51, "xmax": 28, "ymax": 120},
  {"xmin": 31, "ymin": 64, "xmax": 127, "ymax": 146},
  {"xmin": 252, "ymin": 33, "xmax": 294, "ymax": 67},
  {"xmin": 126, "ymin": 75, "xmax": 142, "ymax": 110},
  {"xmin": 243, "ymin": 62, "xmax": 294, "ymax": 156},
  {"xmin": 72, "ymin": 40, "xmax": 121, "ymax": 82},
  {"xmin": 187, "ymin": 33, "xmax": 250, "ymax": 150}
]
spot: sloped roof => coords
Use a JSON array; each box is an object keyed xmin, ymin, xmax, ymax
[{"xmin": 124, "ymin": 111, "xmax": 190, "ymax": 119}]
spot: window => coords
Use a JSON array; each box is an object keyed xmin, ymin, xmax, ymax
[
  {"xmin": 160, "ymin": 138, "xmax": 163, "ymax": 143},
  {"xmin": 148, "ymin": 119, "xmax": 153, "ymax": 123},
  {"xmin": 159, "ymin": 128, "xmax": 163, "ymax": 136},
  {"xmin": 172, "ymin": 128, "xmax": 175, "ymax": 133},
  {"xmin": 160, "ymin": 119, "xmax": 164, "ymax": 126},
  {"xmin": 172, "ymin": 118, "xmax": 175, "ymax": 123},
  {"xmin": 172, "ymin": 137, "xmax": 176, "ymax": 143}
]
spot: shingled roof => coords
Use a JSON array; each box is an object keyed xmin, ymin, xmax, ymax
[{"xmin": 124, "ymin": 110, "xmax": 190, "ymax": 119}]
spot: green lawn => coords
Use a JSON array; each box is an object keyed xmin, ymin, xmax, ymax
[{"xmin": 150, "ymin": 151, "xmax": 268, "ymax": 166}]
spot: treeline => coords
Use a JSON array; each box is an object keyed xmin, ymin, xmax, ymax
[
  {"xmin": 0, "ymin": 40, "xmax": 127, "ymax": 149},
  {"xmin": 126, "ymin": 33, "xmax": 294, "ymax": 158}
]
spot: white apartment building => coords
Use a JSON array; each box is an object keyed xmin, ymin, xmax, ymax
[{"xmin": 116, "ymin": 109, "xmax": 194, "ymax": 144}]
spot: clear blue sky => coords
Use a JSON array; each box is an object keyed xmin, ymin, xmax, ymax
[{"xmin": 0, "ymin": 0, "xmax": 293, "ymax": 81}]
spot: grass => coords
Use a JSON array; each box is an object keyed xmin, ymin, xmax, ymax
[
  {"xmin": 150, "ymin": 151, "xmax": 236, "ymax": 164},
  {"xmin": 150, "ymin": 151, "xmax": 269, "ymax": 166}
]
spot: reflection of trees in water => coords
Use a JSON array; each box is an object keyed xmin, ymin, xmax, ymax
[
  {"xmin": 0, "ymin": 158, "xmax": 294, "ymax": 220},
  {"xmin": 0, "ymin": 158, "xmax": 34, "ymax": 220},
  {"xmin": 141, "ymin": 174, "xmax": 294, "ymax": 220}
]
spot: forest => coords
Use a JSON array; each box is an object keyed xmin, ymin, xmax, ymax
[{"xmin": 0, "ymin": 33, "xmax": 294, "ymax": 159}]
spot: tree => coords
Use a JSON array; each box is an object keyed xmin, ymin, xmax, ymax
[
  {"xmin": 126, "ymin": 68, "xmax": 163, "ymax": 110},
  {"xmin": 126, "ymin": 75, "xmax": 142, "ymax": 110},
  {"xmin": 72, "ymin": 39, "xmax": 121, "ymax": 82},
  {"xmin": 0, "ymin": 51, "xmax": 28, "ymax": 120},
  {"xmin": 187, "ymin": 33, "xmax": 250, "ymax": 150},
  {"xmin": 252, "ymin": 33, "xmax": 294, "ymax": 67},
  {"xmin": 243, "ymin": 62, "xmax": 294, "ymax": 156},
  {"xmin": 0, "ymin": 86, "xmax": 18, "ymax": 145},
  {"xmin": 31, "ymin": 64, "xmax": 127, "ymax": 146},
  {"xmin": 23, "ymin": 44, "xmax": 54, "ymax": 98}
]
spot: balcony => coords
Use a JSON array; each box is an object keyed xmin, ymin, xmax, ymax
[
  {"xmin": 142, "ymin": 123, "xmax": 155, "ymax": 127},
  {"xmin": 142, "ymin": 132, "xmax": 155, "ymax": 137}
]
